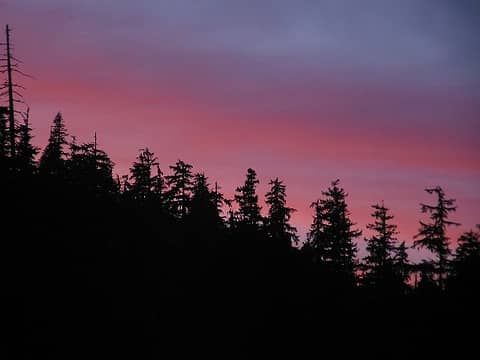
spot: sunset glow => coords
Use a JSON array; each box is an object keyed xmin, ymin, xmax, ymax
[{"xmin": 2, "ymin": 0, "xmax": 479, "ymax": 256}]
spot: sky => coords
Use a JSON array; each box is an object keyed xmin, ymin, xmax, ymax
[{"xmin": 2, "ymin": 0, "xmax": 479, "ymax": 259}]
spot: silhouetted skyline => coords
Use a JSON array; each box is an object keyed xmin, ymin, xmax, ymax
[
  {"xmin": 2, "ymin": 3, "xmax": 480, "ymax": 358},
  {"xmin": 2, "ymin": 0, "xmax": 479, "ymax": 257}
]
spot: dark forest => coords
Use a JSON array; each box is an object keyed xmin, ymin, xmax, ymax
[{"xmin": 1, "ymin": 23, "xmax": 479, "ymax": 359}]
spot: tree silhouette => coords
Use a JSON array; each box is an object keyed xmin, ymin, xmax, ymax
[
  {"xmin": 415, "ymin": 260, "xmax": 438, "ymax": 294},
  {"xmin": 187, "ymin": 173, "xmax": 225, "ymax": 246},
  {"xmin": 455, "ymin": 226, "xmax": 480, "ymax": 263},
  {"xmin": 190, "ymin": 173, "xmax": 223, "ymax": 222},
  {"xmin": 190, "ymin": 173, "xmax": 213, "ymax": 211},
  {"xmin": 1, "ymin": 25, "xmax": 31, "ymax": 160},
  {"xmin": 234, "ymin": 168, "xmax": 262, "ymax": 229},
  {"xmin": 151, "ymin": 164, "xmax": 166, "ymax": 204},
  {"xmin": 129, "ymin": 148, "xmax": 159, "ymax": 201},
  {"xmin": 224, "ymin": 197, "xmax": 237, "ymax": 230},
  {"xmin": 265, "ymin": 177, "xmax": 298, "ymax": 247},
  {"xmin": 16, "ymin": 109, "xmax": 38, "ymax": 173},
  {"xmin": 306, "ymin": 200, "xmax": 326, "ymax": 263},
  {"xmin": 2, "ymin": 25, "xmax": 18, "ymax": 158},
  {"xmin": 212, "ymin": 182, "xmax": 226, "ymax": 221},
  {"xmin": 306, "ymin": 179, "xmax": 361, "ymax": 280},
  {"xmin": 67, "ymin": 137, "xmax": 115, "ymax": 195},
  {"xmin": 39, "ymin": 112, "xmax": 68, "ymax": 177},
  {"xmin": 450, "ymin": 225, "xmax": 480, "ymax": 294},
  {"xmin": 393, "ymin": 241, "xmax": 410, "ymax": 287},
  {"xmin": 235, "ymin": 168, "xmax": 262, "ymax": 227},
  {"xmin": 165, "ymin": 159, "xmax": 193, "ymax": 219},
  {"xmin": 413, "ymin": 186, "xmax": 460, "ymax": 290},
  {"xmin": 4, "ymin": 22, "xmax": 480, "ymax": 359},
  {"xmin": 363, "ymin": 202, "xmax": 398, "ymax": 288}
]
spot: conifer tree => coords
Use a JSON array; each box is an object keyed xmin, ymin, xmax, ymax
[
  {"xmin": 363, "ymin": 202, "xmax": 398, "ymax": 287},
  {"xmin": 151, "ymin": 164, "xmax": 166, "ymax": 203},
  {"xmin": 265, "ymin": 177, "xmax": 298, "ymax": 247},
  {"xmin": 450, "ymin": 226, "xmax": 480, "ymax": 290},
  {"xmin": 17, "ymin": 109, "xmax": 39, "ymax": 173},
  {"xmin": 305, "ymin": 199, "xmax": 325, "ymax": 259},
  {"xmin": 306, "ymin": 179, "xmax": 361, "ymax": 279},
  {"xmin": 234, "ymin": 168, "xmax": 262, "ymax": 228},
  {"xmin": 416, "ymin": 260, "xmax": 437, "ymax": 293},
  {"xmin": 165, "ymin": 159, "xmax": 193, "ymax": 219},
  {"xmin": 120, "ymin": 174, "xmax": 131, "ymax": 194},
  {"xmin": 393, "ymin": 241, "xmax": 410, "ymax": 286},
  {"xmin": 455, "ymin": 226, "xmax": 480, "ymax": 263},
  {"xmin": 39, "ymin": 112, "xmax": 68, "ymax": 177},
  {"xmin": 191, "ymin": 173, "xmax": 210, "ymax": 202},
  {"xmin": 129, "ymin": 148, "xmax": 160, "ymax": 201},
  {"xmin": 189, "ymin": 173, "xmax": 223, "ymax": 228},
  {"xmin": 212, "ymin": 182, "xmax": 226, "ymax": 221},
  {"xmin": 93, "ymin": 147, "xmax": 115, "ymax": 195},
  {"xmin": 224, "ymin": 198, "xmax": 237, "ymax": 230},
  {"xmin": 413, "ymin": 186, "xmax": 459, "ymax": 289},
  {"xmin": 67, "ymin": 139, "xmax": 114, "ymax": 195}
]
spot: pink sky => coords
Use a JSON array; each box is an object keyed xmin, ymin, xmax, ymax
[{"xmin": 2, "ymin": 1, "xmax": 479, "ymax": 259}]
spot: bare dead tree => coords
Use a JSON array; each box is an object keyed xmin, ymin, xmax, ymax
[{"xmin": 0, "ymin": 24, "xmax": 32, "ymax": 158}]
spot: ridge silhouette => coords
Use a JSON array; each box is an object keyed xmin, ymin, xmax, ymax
[{"xmin": 1, "ymin": 24, "xmax": 478, "ymax": 359}]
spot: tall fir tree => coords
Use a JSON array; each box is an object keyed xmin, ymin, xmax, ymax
[
  {"xmin": 151, "ymin": 164, "xmax": 166, "ymax": 204},
  {"xmin": 165, "ymin": 159, "xmax": 193, "ymax": 219},
  {"xmin": 39, "ymin": 112, "xmax": 68, "ymax": 177},
  {"xmin": 224, "ymin": 198, "xmax": 237, "ymax": 231},
  {"xmin": 17, "ymin": 109, "xmax": 39, "ymax": 173},
  {"xmin": 129, "ymin": 148, "xmax": 160, "ymax": 201},
  {"xmin": 234, "ymin": 168, "xmax": 262, "ymax": 228},
  {"xmin": 212, "ymin": 182, "xmax": 226, "ymax": 221},
  {"xmin": 306, "ymin": 180, "xmax": 361, "ymax": 279},
  {"xmin": 413, "ymin": 186, "xmax": 459, "ymax": 290},
  {"xmin": 189, "ymin": 173, "xmax": 224, "ymax": 231},
  {"xmin": 455, "ymin": 226, "xmax": 480, "ymax": 264},
  {"xmin": 190, "ymin": 173, "xmax": 211, "ymax": 207},
  {"xmin": 265, "ymin": 178, "xmax": 298, "ymax": 247},
  {"xmin": 363, "ymin": 202, "xmax": 398, "ymax": 288},
  {"xmin": 393, "ymin": 241, "xmax": 410, "ymax": 287},
  {"xmin": 67, "ymin": 138, "xmax": 115, "ymax": 195},
  {"xmin": 415, "ymin": 260, "xmax": 438, "ymax": 293},
  {"xmin": 450, "ymin": 225, "xmax": 480, "ymax": 292}
]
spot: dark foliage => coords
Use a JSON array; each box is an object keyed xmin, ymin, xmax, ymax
[
  {"xmin": 1, "ymin": 110, "xmax": 478, "ymax": 360},
  {"xmin": 362, "ymin": 202, "xmax": 409, "ymax": 293},
  {"xmin": 413, "ymin": 187, "xmax": 460, "ymax": 289},
  {"xmin": 1, "ymin": 27, "xmax": 478, "ymax": 359},
  {"xmin": 304, "ymin": 179, "xmax": 361, "ymax": 285}
]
